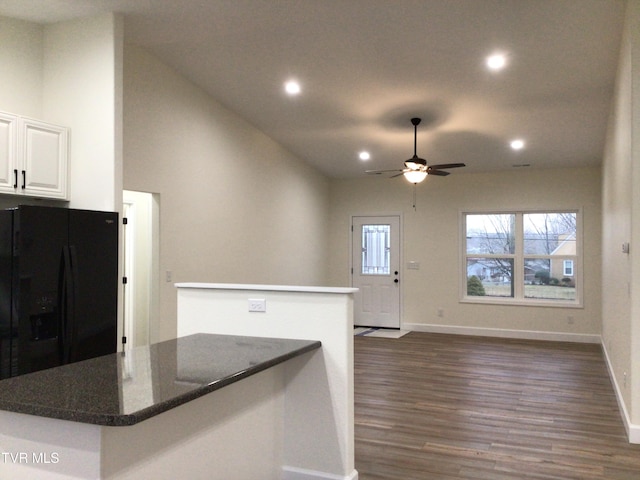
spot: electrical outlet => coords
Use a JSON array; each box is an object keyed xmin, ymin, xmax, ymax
[
  {"xmin": 248, "ymin": 298, "xmax": 266, "ymax": 312},
  {"xmin": 166, "ymin": 270, "xmax": 172, "ymax": 283},
  {"xmin": 567, "ymin": 315, "xmax": 574, "ymax": 325},
  {"xmin": 437, "ymin": 308, "xmax": 444, "ymax": 318},
  {"xmin": 624, "ymin": 372, "xmax": 627, "ymax": 388}
]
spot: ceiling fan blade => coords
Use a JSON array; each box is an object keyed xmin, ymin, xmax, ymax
[
  {"xmin": 427, "ymin": 169, "xmax": 450, "ymax": 176},
  {"xmin": 428, "ymin": 163, "xmax": 466, "ymax": 170},
  {"xmin": 390, "ymin": 172, "xmax": 406, "ymax": 178},
  {"xmin": 365, "ymin": 169, "xmax": 404, "ymax": 175}
]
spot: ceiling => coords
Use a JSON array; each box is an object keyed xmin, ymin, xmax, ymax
[{"xmin": 0, "ymin": 0, "xmax": 627, "ymax": 179}]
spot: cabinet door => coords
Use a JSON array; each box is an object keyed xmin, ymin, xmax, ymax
[
  {"xmin": 0, "ymin": 112, "xmax": 18, "ymax": 194},
  {"xmin": 19, "ymin": 118, "xmax": 68, "ymax": 199}
]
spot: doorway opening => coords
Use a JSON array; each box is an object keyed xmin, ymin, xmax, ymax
[{"xmin": 123, "ymin": 190, "xmax": 160, "ymax": 348}]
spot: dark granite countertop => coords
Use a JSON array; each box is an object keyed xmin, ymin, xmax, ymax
[{"xmin": 0, "ymin": 333, "xmax": 321, "ymax": 426}]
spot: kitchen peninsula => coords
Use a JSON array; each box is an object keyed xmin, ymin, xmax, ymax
[
  {"xmin": 177, "ymin": 283, "xmax": 359, "ymax": 480},
  {"xmin": 0, "ymin": 333, "xmax": 322, "ymax": 479}
]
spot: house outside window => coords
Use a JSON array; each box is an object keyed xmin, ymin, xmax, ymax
[{"xmin": 463, "ymin": 211, "xmax": 581, "ymax": 306}]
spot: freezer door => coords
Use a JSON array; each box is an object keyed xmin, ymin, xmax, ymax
[
  {"xmin": 14, "ymin": 206, "xmax": 68, "ymax": 377},
  {"xmin": 67, "ymin": 209, "xmax": 118, "ymax": 362}
]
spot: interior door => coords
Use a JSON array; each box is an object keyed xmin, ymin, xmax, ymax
[{"xmin": 352, "ymin": 215, "xmax": 401, "ymax": 328}]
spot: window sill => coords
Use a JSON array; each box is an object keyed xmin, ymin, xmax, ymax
[{"xmin": 460, "ymin": 297, "xmax": 583, "ymax": 309}]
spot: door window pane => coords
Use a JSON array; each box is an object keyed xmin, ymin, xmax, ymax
[{"xmin": 362, "ymin": 225, "xmax": 390, "ymax": 275}]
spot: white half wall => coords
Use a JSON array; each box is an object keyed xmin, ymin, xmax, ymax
[
  {"xmin": 0, "ymin": 410, "xmax": 101, "ymax": 479},
  {"xmin": 176, "ymin": 283, "xmax": 357, "ymax": 480}
]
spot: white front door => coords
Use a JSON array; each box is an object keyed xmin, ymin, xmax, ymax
[{"xmin": 352, "ymin": 215, "xmax": 401, "ymax": 328}]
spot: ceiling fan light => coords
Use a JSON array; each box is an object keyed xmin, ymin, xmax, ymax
[{"xmin": 404, "ymin": 170, "xmax": 428, "ymax": 184}]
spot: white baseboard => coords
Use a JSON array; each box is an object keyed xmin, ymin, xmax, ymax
[
  {"xmin": 404, "ymin": 323, "xmax": 601, "ymax": 344},
  {"xmin": 601, "ymin": 342, "xmax": 640, "ymax": 444},
  {"xmin": 282, "ymin": 466, "xmax": 358, "ymax": 480}
]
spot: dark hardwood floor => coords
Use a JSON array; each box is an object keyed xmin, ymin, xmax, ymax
[{"xmin": 354, "ymin": 332, "xmax": 640, "ymax": 480}]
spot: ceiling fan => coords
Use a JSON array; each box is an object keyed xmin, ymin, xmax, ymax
[{"xmin": 366, "ymin": 117, "xmax": 466, "ymax": 183}]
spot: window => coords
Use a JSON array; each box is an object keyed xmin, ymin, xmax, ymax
[
  {"xmin": 563, "ymin": 260, "xmax": 574, "ymax": 277},
  {"xmin": 463, "ymin": 211, "xmax": 580, "ymax": 306}
]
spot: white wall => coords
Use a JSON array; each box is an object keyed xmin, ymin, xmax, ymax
[
  {"xmin": 0, "ymin": 16, "xmax": 45, "ymax": 212},
  {"xmin": 0, "ymin": 13, "xmax": 122, "ymax": 212},
  {"xmin": 602, "ymin": 0, "xmax": 640, "ymax": 432},
  {"xmin": 123, "ymin": 46, "xmax": 331, "ymax": 341},
  {"xmin": 328, "ymin": 167, "xmax": 602, "ymax": 340},
  {"xmin": 42, "ymin": 13, "xmax": 123, "ymax": 212},
  {"xmin": 0, "ymin": 16, "xmax": 42, "ymax": 117}
]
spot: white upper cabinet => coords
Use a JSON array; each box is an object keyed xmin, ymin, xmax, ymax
[
  {"xmin": 0, "ymin": 112, "xmax": 18, "ymax": 194},
  {"xmin": 20, "ymin": 117, "xmax": 68, "ymax": 199},
  {"xmin": 0, "ymin": 111, "xmax": 69, "ymax": 200}
]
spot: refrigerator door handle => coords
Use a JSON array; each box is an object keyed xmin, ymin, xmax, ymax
[
  {"xmin": 67, "ymin": 245, "xmax": 79, "ymax": 362},
  {"xmin": 58, "ymin": 247, "xmax": 67, "ymax": 363},
  {"xmin": 59, "ymin": 246, "xmax": 75, "ymax": 364}
]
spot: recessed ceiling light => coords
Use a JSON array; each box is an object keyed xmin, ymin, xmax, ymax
[
  {"xmin": 284, "ymin": 80, "xmax": 301, "ymax": 96},
  {"xmin": 510, "ymin": 139, "xmax": 525, "ymax": 150},
  {"xmin": 359, "ymin": 151, "xmax": 370, "ymax": 161},
  {"xmin": 486, "ymin": 53, "xmax": 507, "ymax": 71}
]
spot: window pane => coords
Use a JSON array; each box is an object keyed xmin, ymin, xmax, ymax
[
  {"xmin": 361, "ymin": 224, "xmax": 390, "ymax": 275},
  {"xmin": 466, "ymin": 257, "xmax": 514, "ymax": 297},
  {"xmin": 466, "ymin": 214, "xmax": 516, "ymax": 254},
  {"xmin": 524, "ymin": 257, "xmax": 576, "ymax": 301},
  {"xmin": 524, "ymin": 213, "xmax": 577, "ymax": 255}
]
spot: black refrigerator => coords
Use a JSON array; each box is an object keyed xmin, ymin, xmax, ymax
[{"xmin": 0, "ymin": 205, "xmax": 118, "ymax": 379}]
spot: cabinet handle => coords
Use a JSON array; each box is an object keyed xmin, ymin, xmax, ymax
[
  {"xmin": 13, "ymin": 169, "xmax": 17, "ymax": 189},
  {"xmin": 21, "ymin": 170, "xmax": 25, "ymax": 190}
]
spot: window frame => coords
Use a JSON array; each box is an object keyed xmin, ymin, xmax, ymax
[{"xmin": 460, "ymin": 209, "xmax": 583, "ymax": 308}]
